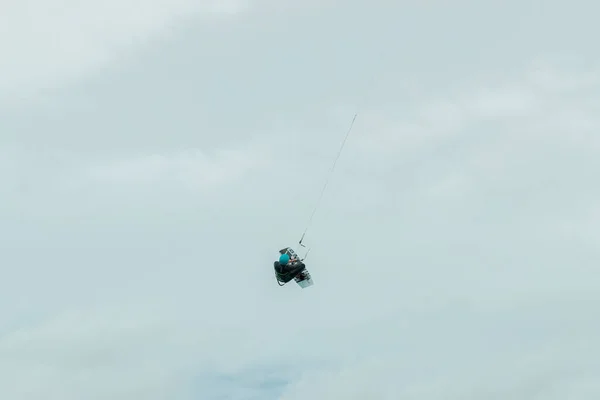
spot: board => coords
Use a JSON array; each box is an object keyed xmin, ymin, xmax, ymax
[{"xmin": 294, "ymin": 269, "xmax": 314, "ymax": 288}]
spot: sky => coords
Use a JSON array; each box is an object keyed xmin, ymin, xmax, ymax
[{"xmin": 1, "ymin": 0, "xmax": 600, "ymax": 399}]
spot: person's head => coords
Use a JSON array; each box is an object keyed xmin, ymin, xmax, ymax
[{"xmin": 279, "ymin": 253, "xmax": 290, "ymax": 265}]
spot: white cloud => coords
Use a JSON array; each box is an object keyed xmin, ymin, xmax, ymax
[
  {"xmin": 0, "ymin": 0, "xmax": 246, "ymax": 104},
  {"xmin": 0, "ymin": 304, "xmax": 194, "ymax": 400},
  {"xmin": 353, "ymin": 64, "xmax": 599, "ymax": 156},
  {"xmin": 0, "ymin": 139, "xmax": 269, "ymax": 188},
  {"xmin": 3, "ymin": 5, "xmax": 600, "ymax": 394},
  {"xmin": 279, "ymin": 336, "xmax": 600, "ymax": 399},
  {"xmin": 86, "ymin": 145, "xmax": 270, "ymax": 189},
  {"xmin": 347, "ymin": 65, "xmax": 600, "ymax": 207}
]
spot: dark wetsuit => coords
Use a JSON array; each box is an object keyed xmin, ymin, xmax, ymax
[{"xmin": 274, "ymin": 260, "xmax": 306, "ymax": 283}]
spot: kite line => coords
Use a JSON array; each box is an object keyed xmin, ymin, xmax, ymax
[{"xmin": 298, "ymin": 113, "xmax": 358, "ymax": 254}]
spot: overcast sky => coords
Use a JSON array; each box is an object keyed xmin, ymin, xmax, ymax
[{"xmin": 1, "ymin": 0, "xmax": 600, "ymax": 399}]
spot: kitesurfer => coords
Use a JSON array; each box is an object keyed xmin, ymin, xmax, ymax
[{"xmin": 274, "ymin": 252, "xmax": 307, "ymax": 284}]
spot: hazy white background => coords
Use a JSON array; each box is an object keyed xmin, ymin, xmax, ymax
[{"xmin": 1, "ymin": 0, "xmax": 599, "ymax": 399}]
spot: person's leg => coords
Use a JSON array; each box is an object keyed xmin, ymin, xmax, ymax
[{"xmin": 288, "ymin": 262, "xmax": 306, "ymax": 277}]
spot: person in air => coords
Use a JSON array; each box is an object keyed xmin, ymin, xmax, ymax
[{"xmin": 274, "ymin": 252, "xmax": 306, "ymax": 284}]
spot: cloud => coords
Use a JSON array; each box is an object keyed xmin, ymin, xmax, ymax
[
  {"xmin": 272, "ymin": 290, "xmax": 600, "ymax": 399},
  {"xmin": 3, "ymin": 2, "xmax": 600, "ymax": 394},
  {"xmin": 0, "ymin": 0, "xmax": 246, "ymax": 104},
  {"xmin": 3, "ymin": 61, "xmax": 599, "ymax": 400},
  {"xmin": 86, "ymin": 145, "xmax": 270, "ymax": 189},
  {"xmin": 354, "ymin": 65, "xmax": 598, "ymax": 156},
  {"xmin": 254, "ymin": 63, "xmax": 600, "ymax": 398},
  {"xmin": 0, "ymin": 304, "xmax": 194, "ymax": 400},
  {"xmin": 345, "ymin": 64, "xmax": 600, "ymax": 208},
  {"xmin": 0, "ymin": 138, "xmax": 273, "ymax": 235},
  {"xmin": 279, "ymin": 338, "xmax": 600, "ymax": 400}
]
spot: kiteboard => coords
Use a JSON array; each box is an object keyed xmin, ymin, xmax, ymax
[{"xmin": 278, "ymin": 247, "xmax": 314, "ymax": 288}]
